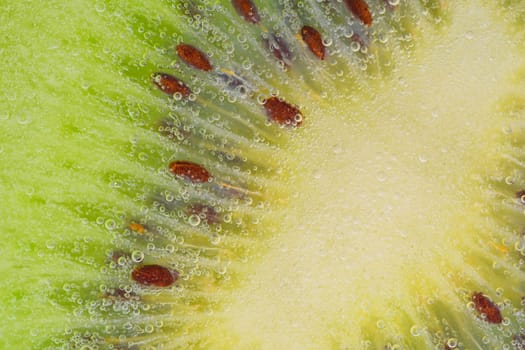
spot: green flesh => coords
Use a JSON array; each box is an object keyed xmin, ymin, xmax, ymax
[{"xmin": 3, "ymin": 0, "xmax": 525, "ymax": 349}]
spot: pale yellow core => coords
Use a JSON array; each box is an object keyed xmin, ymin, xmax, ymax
[{"xmin": 217, "ymin": 2, "xmax": 522, "ymax": 349}]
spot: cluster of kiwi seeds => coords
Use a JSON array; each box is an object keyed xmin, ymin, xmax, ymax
[{"xmin": 4, "ymin": 0, "xmax": 525, "ymax": 349}]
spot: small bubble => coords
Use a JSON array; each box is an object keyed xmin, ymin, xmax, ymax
[
  {"xmin": 376, "ymin": 320, "xmax": 386, "ymax": 329},
  {"xmin": 350, "ymin": 41, "xmax": 361, "ymax": 52},
  {"xmin": 16, "ymin": 114, "xmax": 33, "ymax": 125},
  {"xmin": 446, "ymin": 338, "xmax": 458, "ymax": 348},
  {"xmin": 117, "ymin": 256, "xmax": 127, "ymax": 266},
  {"xmin": 465, "ymin": 31, "xmax": 474, "ymax": 40},
  {"xmin": 322, "ymin": 37, "xmax": 333, "ymax": 47},
  {"xmin": 210, "ymin": 234, "xmax": 221, "ymax": 245},
  {"xmin": 188, "ymin": 214, "xmax": 201, "ymax": 226},
  {"xmin": 94, "ymin": 2, "xmax": 105, "ymax": 12},
  {"xmin": 131, "ymin": 250, "xmax": 144, "ymax": 263},
  {"xmin": 105, "ymin": 219, "xmax": 116, "ymax": 230},
  {"xmin": 410, "ymin": 325, "xmax": 421, "ymax": 336},
  {"xmin": 388, "ymin": 0, "xmax": 400, "ymax": 5},
  {"xmin": 45, "ymin": 240, "xmax": 56, "ymax": 249},
  {"xmin": 332, "ymin": 144, "xmax": 343, "ymax": 154},
  {"xmin": 138, "ymin": 152, "xmax": 149, "ymax": 161}
]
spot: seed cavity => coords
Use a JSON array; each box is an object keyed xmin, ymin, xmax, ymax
[
  {"xmin": 152, "ymin": 72, "xmax": 191, "ymax": 98},
  {"xmin": 169, "ymin": 160, "xmax": 212, "ymax": 183},
  {"xmin": 131, "ymin": 264, "xmax": 178, "ymax": 287},
  {"xmin": 176, "ymin": 43, "xmax": 213, "ymax": 72},
  {"xmin": 301, "ymin": 26, "xmax": 326, "ymax": 60},
  {"xmin": 264, "ymin": 33, "xmax": 293, "ymax": 65},
  {"xmin": 513, "ymin": 334, "xmax": 525, "ymax": 350},
  {"xmin": 187, "ymin": 203, "xmax": 220, "ymax": 224},
  {"xmin": 105, "ymin": 288, "xmax": 139, "ymax": 301},
  {"xmin": 159, "ymin": 119, "xmax": 191, "ymax": 142},
  {"xmin": 344, "ymin": 0, "xmax": 373, "ymax": 27},
  {"xmin": 232, "ymin": 0, "xmax": 260, "ymax": 24},
  {"xmin": 129, "ymin": 222, "xmax": 146, "ymax": 234},
  {"xmin": 472, "ymin": 292, "xmax": 502, "ymax": 324},
  {"xmin": 263, "ymin": 96, "xmax": 303, "ymax": 127}
]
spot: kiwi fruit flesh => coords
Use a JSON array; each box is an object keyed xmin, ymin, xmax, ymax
[{"xmin": 3, "ymin": 0, "xmax": 525, "ymax": 349}]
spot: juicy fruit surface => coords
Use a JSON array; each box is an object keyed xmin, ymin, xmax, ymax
[{"xmin": 3, "ymin": 0, "xmax": 525, "ymax": 349}]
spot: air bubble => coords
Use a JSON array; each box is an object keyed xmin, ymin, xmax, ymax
[
  {"xmin": 16, "ymin": 114, "xmax": 32, "ymax": 125},
  {"xmin": 188, "ymin": 214, "xmax": 201, "ymax": 226},
  {"xmin": 94, "ymin": 2, "xmax": 106, "ymax": 12},
  {"xmin": 242, "ymin": 60, "xmax": 253, "ymax": 70},
  {"xmin": 410, "ymin": 325, "xmax": 421, "ymax": 336},
  {"xmin": 138, "ymin": 152, "xmax": 149, "ymax": 161},
  {"xmin": 388, "ymin": 0, "xmax": 400, "ymax": 5},
  {"xmin": 446, "ymin": 338, "xmax": 458, "ymax": 348},
  {"xmin": 105, "ymin": 219, "xmax": 116, "ymax": 230},
  {"xmin": 322, "ymin": 37, "xmax": 333, "ymax": 47},
  {"xmin": 376, "ymin": 171, "xmax": 387, "ymax": 182},
  {"xmin": 505, "ymin": 176, "xmax": 515, "ymax": 185},
  {"xmin": 117, "ymin": 256, "xmax": 127, "ymax": 266},
  {"xmin": 211, "ymin": 234, "xmax": 221, "ymax": 245},
  {"xmin": 45, "ymin": 240, "xmax": 56, "ymax": 249},
  {"xmin": 131, "ymin": 250, "xmax": 144, "ymax": 263},
  {"xmin": 350, "ymin": 41, "xmax": 361, "ymax": 52}
]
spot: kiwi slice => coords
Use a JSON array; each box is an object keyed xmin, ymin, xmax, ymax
[{"xmin": 3, "ymin": 0, "xmax": 525, "ymax": 349}]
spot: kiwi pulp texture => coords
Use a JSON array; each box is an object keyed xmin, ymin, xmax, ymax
[{"xmin": 3, "ymin": 0, "xmax": 525, "ymax": 349}]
